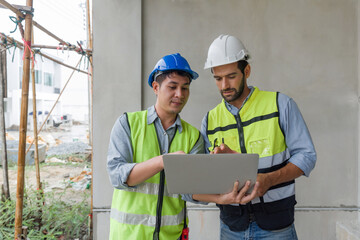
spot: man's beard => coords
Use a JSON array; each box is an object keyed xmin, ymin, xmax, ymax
[{"xmin": 220, "ymin": 76, "xmax": 245, "ymax": 102}]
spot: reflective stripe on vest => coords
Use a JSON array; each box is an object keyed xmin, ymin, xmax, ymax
[
  {"xmin": 124, "ymin": 182, "xmax": 180, "ymax": 199},
  {"xmin": 111, "ymin": 207, "xmax": 185, "ymax": 227},
  {"xmin": 258, "ymin": 149, "xmax": 289, "ymax": 170},
  {"xmin": 207, "ymin": 87, "xmax": 293, "ymax": 204},
  {"xmin": 110, "ymin": 110, "xmax": 199, "ymax": 239}
]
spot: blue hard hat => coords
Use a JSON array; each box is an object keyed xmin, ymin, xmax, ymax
[{"xmin": 148, "ymin": 53, "xmax": 199, "ymax": 87}]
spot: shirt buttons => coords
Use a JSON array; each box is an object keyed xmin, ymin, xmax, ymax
[{"xmin": 163, "ymin": 132, "xmax": 167, "ymax": 135}]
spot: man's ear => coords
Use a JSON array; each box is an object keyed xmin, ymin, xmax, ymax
[
  {"xmin": 152, "ymin": 81, "xmax": 159, "ymax": 95},
  {"xmin": 244, "ymin": 64, "xmax": 251, "ymax": 79}
]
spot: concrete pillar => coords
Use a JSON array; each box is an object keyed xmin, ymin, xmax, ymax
[
  {"xmin": 92, "ymin": 0, "xmax": 142, "ymax": 239},
  {"xmin": 358, "ymin": 0, "xmax": 360, "ymax": 224}
]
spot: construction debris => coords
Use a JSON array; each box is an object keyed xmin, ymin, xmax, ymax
[
  {"xmin": 45, "ymin": 157, "xmax": 66, "ymax": 164},
  {"xmin": 69, "ymin": 167, "xmax": 91, "ymax": 191},
  {"xmin": 46, "ymin": 142, "xmax": 91, "ymax": 157}
]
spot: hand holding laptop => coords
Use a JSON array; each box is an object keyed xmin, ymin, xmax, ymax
[
  {"xmin": 210, "ymin": 143, "xmax": 260, "ymax": 204},
  {"xmin": 214, "ymin": 180, "xmax": 259, "ymax": 205}
]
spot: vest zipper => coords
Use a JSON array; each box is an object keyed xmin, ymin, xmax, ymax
[
  {"xmin": 235, "ymin": 114, "xmax": 255, "ymax": 222},
  {"xmin": 153, "ymin": 170, "xmax": 165, "ymax": 240},
  {"xmin": 153, "ymin": 125, "xmax": 178, "ymax": 240},
  {"xmin": 234, "ymin": 114, "xmax": 247, "ymax": 153}
]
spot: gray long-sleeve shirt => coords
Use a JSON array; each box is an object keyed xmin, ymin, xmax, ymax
[{"xmin": 107, "ymin": 105, "xmax": 204, "ymax": 193}]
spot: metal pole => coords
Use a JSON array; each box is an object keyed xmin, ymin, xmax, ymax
[{"xmin": 14, "ymin": 0, "xmax": 33, "ymax": 238}]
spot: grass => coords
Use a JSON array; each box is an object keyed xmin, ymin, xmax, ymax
[
  {"xmin": 1, "ymin": 157, "xmax": 91, "ymax": 239},
  {"xmin": 0, "ymin": 188, "xmax": 90, "ymax": 239}
]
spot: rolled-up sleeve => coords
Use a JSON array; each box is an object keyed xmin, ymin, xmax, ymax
[
  {"xmin": 278, "ymin": 94, "xmax": 317, "ymax": 177},
  {"xmin": 107, "ymin": 114, "xmax": 137, "ymax": 189}
]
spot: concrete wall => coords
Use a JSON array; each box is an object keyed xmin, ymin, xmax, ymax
[
  {"xmin": 93, "ymin": 0, "xmax": 359, "ymax": 239},
  {"xmin": 92, "ymin": 0, "xmax": 142, "ymax": 237},
  {"xmin": 358, "ymin": 0, "xmax": 360, "ymax": 223}
]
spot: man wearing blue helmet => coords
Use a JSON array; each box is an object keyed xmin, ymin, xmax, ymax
[{"xmin": 107, "ymin": 53, "xmax": 204, "ymax": 240}]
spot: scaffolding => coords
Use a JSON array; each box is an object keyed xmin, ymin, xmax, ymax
[{"xmin": 0, "ymin": 0, "xmax": 93, "ymax": 239}]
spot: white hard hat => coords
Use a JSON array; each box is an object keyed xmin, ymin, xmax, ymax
[{"xmin": 204, "ymin": 34, "xmax": 250, "ymax": 69}]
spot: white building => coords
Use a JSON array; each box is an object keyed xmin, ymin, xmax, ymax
[
  {"xmin": 0, "ymin": 0, "xmax": 89, "ymax": 129},
  {"xmin": 5, "ymin": 47, "xmax": 62, "ymax": 129},
  {"xmin": 60, "ymin": 58, "xmax": 90, "ymax": 124}
]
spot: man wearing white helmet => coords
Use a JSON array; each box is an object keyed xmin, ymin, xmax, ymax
[{"xmin": 194, "ymin": 35, "xmax": 317, "ymax": 239}]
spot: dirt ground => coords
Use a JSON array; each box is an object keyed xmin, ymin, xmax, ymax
[
  {"xmin": 0, "ymin": 123, "xmax": 91, "ymax": 204},
  {"xmin": 0, "ymin": 164, "xmax": 90, "ymax": 203}
]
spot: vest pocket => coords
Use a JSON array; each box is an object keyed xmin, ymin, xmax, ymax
[{"xmin": 249, "ymin": 138, "xmax": 271, "ymax": 157}]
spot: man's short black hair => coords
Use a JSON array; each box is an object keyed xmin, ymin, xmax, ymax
[
  {"xmin": 210, "ymin": 60, "xmax": 249, "ymax": 74},
  {"xmin": 155, "ymin": 70, "xmax": 191, "ymax": 86},
  {"xmin": 237, "ymin": 60, "xmax": 249, "ymax": 74}
]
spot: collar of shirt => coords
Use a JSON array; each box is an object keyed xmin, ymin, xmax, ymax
[
  {"xmin": 146, "ymin": 105, "xmax": 183, "ymax": 133},
  {"xmin": 224, "ymin": 86, "xmax": 255, "ymax": 115}
]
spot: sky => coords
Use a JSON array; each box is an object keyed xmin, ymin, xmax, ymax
[
  {"xmin": 0, "ymin": 0, "xmax": 87, "ymax": 47},
  {"xmin": 0, "ymin": 0, "xmax": 89, "ymax": 68},
  {"xmin": 0, "ymin": 0, "xmax": 87, "ymax": 69}
]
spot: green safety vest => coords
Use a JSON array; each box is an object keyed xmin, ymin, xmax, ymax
[
  {"xmin": 109, "ymin": 110, "xmax": 200, "ymax": 240},
  {"xmin": 207, "ymin": 87, "xmax": 294, "ymax": 204}
]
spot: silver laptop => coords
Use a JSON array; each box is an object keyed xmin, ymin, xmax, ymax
[{"xmin": 163, "ymin": 153, "xmax": 259, "ymax": 194}]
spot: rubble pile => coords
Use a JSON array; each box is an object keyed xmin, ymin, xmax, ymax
[{"xmin": 46, "ymin": 142, "xmax": 91, "ymax": 156}]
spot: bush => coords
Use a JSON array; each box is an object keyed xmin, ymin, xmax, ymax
[{"xmin": 0, "ymin": 188, "xmax": 90, "ymax": 239}]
